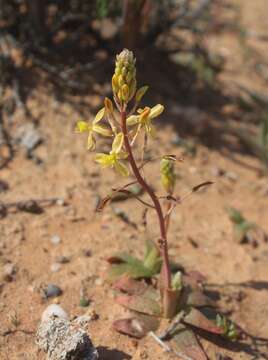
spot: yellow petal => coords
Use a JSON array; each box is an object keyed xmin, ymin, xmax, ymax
[
  {"xmin": 114, "ymin": 161, "xmax": 129, "ymax": 177},
  {"xmin": 127, "ymin": 115, "xmax": 139, "ymax": 126},
  {"xmin": 112, "ymin": 132, "xmax": 124, "ymax": 154},
  {"xmin": 145, "ymin": 120, "xmax": 156, "ymax": 137},
  {"xmin": 95, "ymin": 153, "xmax": 113, "ymax": 167},
  {"xmin": 149, "ymin": 124, "xmax": 157, "ymax": 137},
  {"xmin": 149, "ymin": 104, "xmax": 164, "ymax": 119},
  {"xmin": 87, "ymin": 132, "xmax": 96, "ymax": 150},
  {"xmin": 93, "ymin": 107, "xmax": 105, "ymax": 124},
  {"xmin": 140, "ymin": 107, "xmax": 151, "ymax": 123},
  {"xmin": 93, "ymin": 124, "xmax": 112, "ymax": 137},
  {"xmin": 75, "ymin": 121, "xmax": 90, "ymax": 133},
  {"xmin": 117, "ymin": 151, "xmax": 128, "ymax": 160}
]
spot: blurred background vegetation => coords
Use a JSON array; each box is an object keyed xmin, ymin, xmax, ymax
[{"xmin": 0, "ymin": 0, "xmax": 267, "ymax": 171}]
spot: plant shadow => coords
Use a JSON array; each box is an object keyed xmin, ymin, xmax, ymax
[
  {"xmin": 97, "ymin": 346, "xmax": 131, "ymax": 360},
  {"xmin": 3, "ymin": 0, "xmax": 266, "ymax": 168},
  {"xmin": 193, "ymin": 327, "xmax": 268, "ymax": 360},
  {"xmin": 207, "ymin": 280, "xmax": 268, "ymax": 291}
]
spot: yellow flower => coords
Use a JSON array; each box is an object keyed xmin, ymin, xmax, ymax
[
  {"xmin": 95, "ymin": 133, "xmax": 129, "ymax": 176},
  {"xmin": 75, "ymin": 108, "xmax": 112, "ymax": 150},
  {"xmin": 127, "ymin": 104, "xmax": 164, "ymax": 137}
]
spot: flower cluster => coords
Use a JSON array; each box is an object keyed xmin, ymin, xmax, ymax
[
  {"xmin": 112, "ymin": 49, "xmax": 136, "ymax": 104},
  {"xmin": 76, "ymin": 49, "xmax": 167, "ymax": 181}
]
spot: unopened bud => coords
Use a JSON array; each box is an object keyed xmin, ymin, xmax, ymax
[
  {"xmin": 112, "ymin": 49, "xmax": 137, "ymax": 104},
  {"xmin": 121, "ymin": 84, "xmax": 129, "ymax": 101},
  {"xmin": 160, "ymin": 158, "xmax": 176, "ymax": 194},
  {"xmin": 135, "ymin": 86, "xmax": 149, "ymax": 102},
  {"xmin": 104, "ymin": 97, "xmax": 114, "ymax": 113}
]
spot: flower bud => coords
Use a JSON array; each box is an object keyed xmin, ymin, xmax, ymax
[
  {"xmin": 121, "ymin": 84, "xmax": 129, "ymax": 102},
  {"xmin": 112, "ymin": 49, "xmax": 137, "ymax": 104},
  {"xmin": 160, "ymin": 158, "xmax": 175, "ymax": 194},
  {"xmin": 135, "ymin": 86, "xmax": 149, "ymax": 102},
  {"xmin": 104, "ymin": 97, "xmax": 114, "ymax": 113}
]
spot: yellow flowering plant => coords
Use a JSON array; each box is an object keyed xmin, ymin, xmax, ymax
[{"xmin": 76, "ymin": 49, "xmax": 239, "ymax": 358}]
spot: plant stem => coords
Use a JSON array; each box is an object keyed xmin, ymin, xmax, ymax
[{"xmin": 120, "ymin": 110, "xmax": 171, "ymax": 290}]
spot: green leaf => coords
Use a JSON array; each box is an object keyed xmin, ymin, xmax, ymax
[
  {"xmin": 171, "ymin": 271, "xmax": 183, "ymax": 291},
  {"xmin": 216, "ymin": 314, "xmax": 239, "ymax": 341},
  {"xmin": 227, "ymin": 207, "xmax": 245, "ymax": 224},
  {"xmin": 234, "ymin": 221, "xmax": 255, "ymax": 242},
  {"xmin": 107, "ymin": 242, "xmax": 161, "ymax": 280},
  {"xmin": 143, "ymin": 240, "xmax": 162, "ymax": 274},
  {"xmin": 107, "ymin": 253, "xmax": 157, "ymax": 279},
  {"xmin": 96, "ymin": 0, "xmax": 109, "ymax": 18},
  {"xmin": 199, "ymin": 308, "xmax": 240, "ymax": 341},
  {"xmin": 109, "ymin": 262, "xmax": 156, "ymax": 280}
]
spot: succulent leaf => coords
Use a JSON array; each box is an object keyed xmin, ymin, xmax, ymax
[
  {"xmin": 183, "ymin": 308, "xmax": 223, "ymax": 335},
  {"xmin": 116, "ymin": 293, "xmax": 161, "ymax": 316},
  {"xmin": 170, "ymin": 324, "xmax": 207, "ymax": 360},
  {"xmin": 113, "ymin": 314, "xmax": 159, "ymax": 338}
]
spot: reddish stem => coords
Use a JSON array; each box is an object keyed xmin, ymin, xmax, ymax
[{"xmin": 120, "ymin": 110, "xmax": 171, "ymax": 290}]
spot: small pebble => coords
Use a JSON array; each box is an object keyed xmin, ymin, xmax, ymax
[
  {"xmin": 56, "ymin": 198, "xmax": 66, "ymax": 206},
  {"xmin": 140, "ymin": 350, "xmax": 148, "ymax": 359},
  {"xmin": 16, "ymin": 123, "xmax": 42, "ymax": 152},
  {"xmin": 170, "ymin": 133, "xmax": 183, "ymax": 146},
  {"xmin": 50, "ymin": 235, "xmax": 61, "ymax": 245},
  {"xmin": 41, "ymin": 304, "xmax": 68, "ymax": 322},
  {"xmin": 82, "ymin": 249, "xmax": 92, "ymax": 257},
  {"xmin": 3, "ymin": 263, "xmax": 17, "ymax": 282},
  {"xmin": 74, "ymin": 315, "xmax": 92, "ymax": 326},
  {"xmin": 211, "ymin": 167, "xmax": 225, "ymax": 177},
  {"xmin": 225, "ymin": 171, "xmax": 238, "ymax": 182},
  {"xmin": 85, "ymin": 308, "xmax": 99, "ymax": 321},
  {"xmin": 44, "ymin": 284, "xmax": 63, "ymax": 298},
  {"xmin": 50, "ymin": 263, "xmax": 62, "ymax": 273},
  {"xmin": 94, "ymin": 278, "xmax": 103, "ymax": 286},
  {"xmin": 0, "ymin": 180, "xmax": 9, "ymax": 193},
  {"xmin": 55, "ymin": 255, "xmax": 70, "ymax": 264}
]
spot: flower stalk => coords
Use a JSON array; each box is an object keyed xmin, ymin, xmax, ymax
[
  {"xmin": 76, "ymin": 48, "xmax": 178, "ymax": 317},
  {"xmin": 120, "ymin": 110, "xmax": 172, "ymax": 298}
]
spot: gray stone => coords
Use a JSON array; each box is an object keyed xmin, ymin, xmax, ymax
[
  {"xmin": 50, "ymin": 235, "xmax": 61, "ymax": 245},
  {"xmin": 36, "ymin": 317, "xmax": 98, "ymax": 360},
  {"xmin": 50, "ymin": 263, "xmax": 62, "ymax": 273},
  {"xmin": 42, "ymin": 304, "xmax": 69, "ymax": 322},
  {"xmin": 3, "ymin": 262, "xmax": 17, "ymax": 281},
  {"xmin": 16, "ymin": 123, "xmax": 42, "ymax": 152},
  {"xmin": 44, "ymin": 284, "xmax": 63, "ymax": 298}
]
